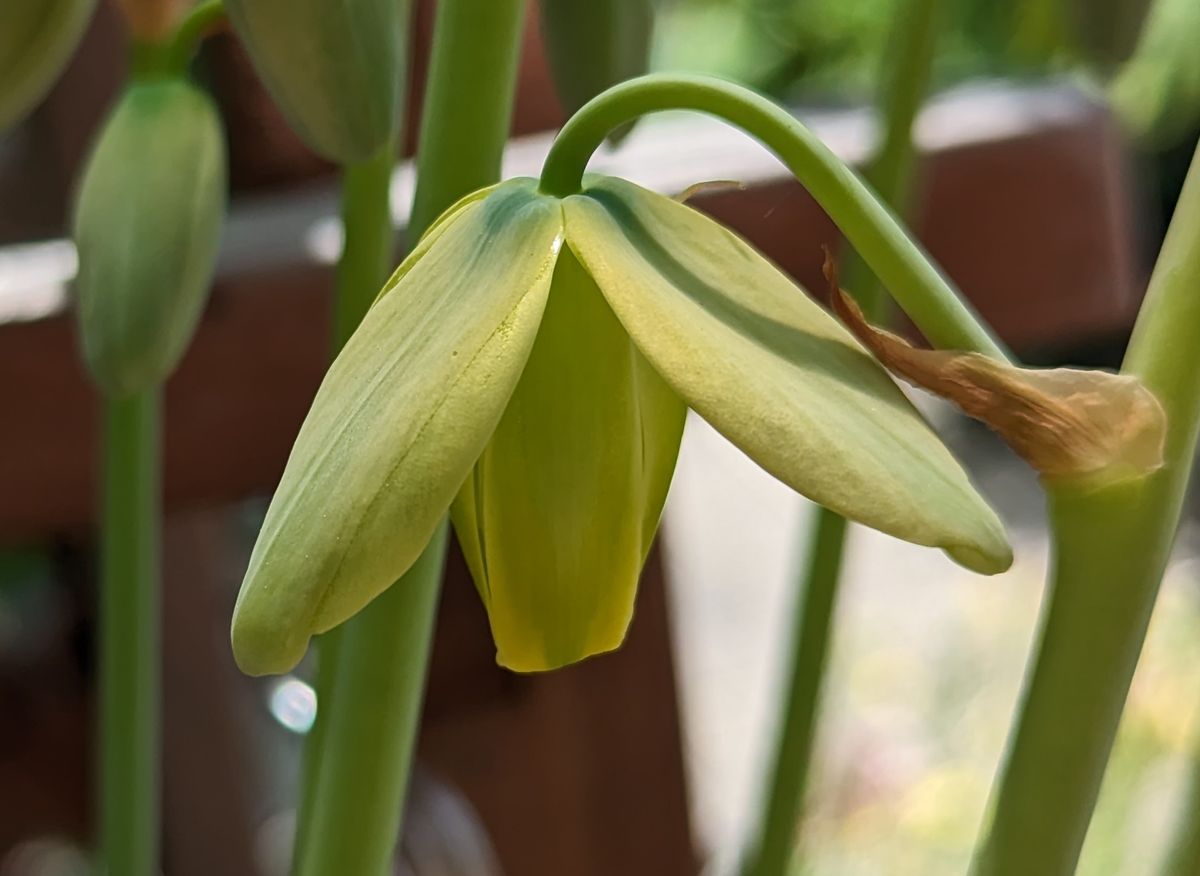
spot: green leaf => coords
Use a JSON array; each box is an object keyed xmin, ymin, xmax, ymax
[
  {"xmin": 451, "ymin": 246, "xmax": 686, "ymax": 672},
  {"xmin": 231, "ymin": 180, "xmax": 563, "ymax": 675},
  {"xmin": 563, "ymin": 176, "xmax": 1012, "ymax": 574}
]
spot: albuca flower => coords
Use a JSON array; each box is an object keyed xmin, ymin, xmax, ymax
[{"xmin": 231, "ymin": 175, "xmax": 1012, "ymax": 676}]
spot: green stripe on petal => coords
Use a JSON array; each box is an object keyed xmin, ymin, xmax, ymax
[
  {"xmin": 232, "ymin": 179, "xmax": 564, "ymax": 676},
  {"xmin": 563, "ymin": 176, "xmax": 1012, "ymax": 574},
  {"xmin": 451, "ymin": 246, "xmax": 686, "ymax": 672}
]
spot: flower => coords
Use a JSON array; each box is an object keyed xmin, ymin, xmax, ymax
[{"xmin": 231, "ymin": 175, "xmax": 1011, "ymax": 676}]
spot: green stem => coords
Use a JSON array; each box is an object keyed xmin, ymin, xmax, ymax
[
  {"xmin": 745, "ymin": 3, "xmax": 944, "ymax": 874},
  {"xmin": 294, "ymin": 526, "xmax": 448, "ymax": 876},
  {"xmin": 971, "ymin": 141, "xmax": 1200, "ymax": 875},
  {"xmin": 292, "ymin": 2, "xmax": 526, "ymax": 873},
  {"xmin": 838, "ymin": 0, "xmax": 943, "ymax": 310},
  {"xmin": 538, "ymin": 73, "xmax": 1007, "ymax": 360},
  {"xmin": 292, "ymin": 136, "xmax": 397, "ymax": 874},
  {"xmin": 408, "ymin": 0, "xmax": 528, "ymax": 237},
  {"xmin": 1162, "ymin": 743, "xmax": 1200, "ymax": 875},
  {"xmin": 332, "ymin": 140, "xmax": 397, "ymax": 348},
  {"xmin": 164, "ymin": 0, "xmax": 225, "ymax": 75},
  {"xmin": 100, "ymin": 390, "xmax": 160, "ymax": 876},
  {"xmin": 746, "ymin": 512, "xmax": 847, "ymax": 876}
]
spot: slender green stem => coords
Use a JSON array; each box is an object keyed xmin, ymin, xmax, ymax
[
  {"xmin": 745, "ymin": 4, "xmax": 944, "ymax": 874},
  {"xmin": 838, "ymin": 0, "xmax": 943, "ymax": 310},
  {"xmin": 333, "ymin": 140, "xmax": 397, "ymax": 347},
  {"xmin": 1162, "ymin": 742, "xmax": 1200, "ymax": 875},
  {"xmin": 972, "ymin": 141, "xmax": 1200, "ymax": 875},
  {"xmin": 292, "ymin": 2, "xmax": 525, "ymax": 873},
  {"xmin": 538, "ymin": 73, "xmax": 1007, "ymax": 360},
  {"xmin": 100, "ymin": 390, "xmax": 160, "ymax": 876},
  {"xmin": 164, "ymin": 0, "xmax": 225, "ymax": 75},
  {"xmin": 746, "ymin": 512, "xmax": 847, "ymax": 876}
]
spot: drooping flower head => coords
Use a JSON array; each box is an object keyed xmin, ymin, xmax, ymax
[{"xmin": 231, "ymin": 174, "xmax": 1014, "ymax": 675}]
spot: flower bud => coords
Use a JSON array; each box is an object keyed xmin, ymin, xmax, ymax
[
  {"xmin": 0, "ymin": 0, "xmax": 95, "ymax": 130},
  {"xmin": 73, "ymin": 78, "xmax": 226, "ymax": 396},
  {"xmin": 540, "ymin": 0, "xmax": 653, "ymax": 144},
  {"xmin": 224, "ymin": 0, "xmax": 404, "ymax": 163},
  {"xmin": 1065, "ymin": 0, "xmax": 1153, "ymax": 69}
]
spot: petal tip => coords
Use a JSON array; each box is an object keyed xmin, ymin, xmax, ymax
[
  {"xmin": 230, "ymin": 602, "xmax": 311, "ymax": 677},
  {"xmin": 945, "ymin": 529, "xmax": 1014, "ymax": 576}
]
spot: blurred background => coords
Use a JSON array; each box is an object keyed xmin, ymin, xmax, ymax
[{"xmin": 2, "ymin": 0, "xmax": 1200, "ymax": 873}]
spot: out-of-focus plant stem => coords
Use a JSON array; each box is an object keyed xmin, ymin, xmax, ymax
[
  {"xmin": 972, "ymin": 140, "xmax": 1200, "ymax": 876},
  {"xmin": 743, "ymin": 1, "xmax": 945, "ymax": 873},
  {"xmin": 292, "ymin": 2, "xmax": 526, "ymax": 874},
  {"xmin": 164, "ymin": 0, "xmax": 225, "ymax": 74},
  {"xmin": 1162, "ymin": 736, "xmax": 1200, "ymax": 875},
  {"xmin": 100, "ymin": 391, "xmax": 160, "ymax": 876}
]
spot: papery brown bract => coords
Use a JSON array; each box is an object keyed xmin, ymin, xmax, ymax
[{"xmin": 826, "ymin": 253, "xmax": 1166, "ymax": 483}]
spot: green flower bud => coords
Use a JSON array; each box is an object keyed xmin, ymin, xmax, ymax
[
  {"xmin": 540, "ymin": 0, "xmax": 653, "ymax": 144},
  {"xmin": 0, "ymin": 0, "xmax": 95, "ymax": 130},
  {"xmin": 1065, "ymin": 0, "xmax": 1153, "ymax": 70},
  {"xmin": 73, "ymin": 78, "xmax": 226, "ymax": 396},
  {"xmin": 224, "ymin": 0, "xmax": 404, "ymax": 163},
  {"xmin": 231, "ymin": 176, "xmax": 1011, "ymax": 677}
]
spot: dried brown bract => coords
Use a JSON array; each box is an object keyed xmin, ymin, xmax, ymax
[{"xmin": 824, "ymin": 250, "xmax": 1166, "ymax": 481}]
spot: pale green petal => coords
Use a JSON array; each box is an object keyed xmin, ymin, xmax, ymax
[
  {"xmin": 232, "ymin": 179, "xmax": 564, "ymax": 675},
  {"xmin": 563, "ymin": 176, "xmax": 1011, "ymax": 574},
  {"xmin": 451, "ymin": 246, "xmax": 686, "ymax": 672}
]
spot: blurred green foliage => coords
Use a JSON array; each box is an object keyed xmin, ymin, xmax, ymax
[
  {"xmin": 653, "ymin": 0, "xmax": 1075, "ymax": 103},
  {"xmin": 790, "ymin": 540, "xmax": 1200, "ymax": 875},
  {"xmin": 653, "ymin": 0, "xmax": 1200, "ymax": 150}
]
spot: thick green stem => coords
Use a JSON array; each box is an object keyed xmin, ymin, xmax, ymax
[
  {"xmin": 100, "ymin": 390, "xmax": 160, "ymax": 876},
  {"xmin": 745, "ymin": 3, "xmax": 945, "ymax": 874},
  {"xmin": 539, "ymin": 73, "xmax": 1006, "ymax": 360},
  {"xmin": 294, "ymin": 526, "xmax": 448, "ymax": 876},
  {"xmin": 972, "ymin": 141, "xmax": 1200, "ymax": 875},
  {"xmin": 292, "ymin": 2, "xmax": 525, "ymax": 874},
  {"xmin": 292, "ymin": 137, "xmax": 398, "ymax": 874},
  {"xmin": 408, "ymin": 0, "xmax": 528, "ymax": 237}
]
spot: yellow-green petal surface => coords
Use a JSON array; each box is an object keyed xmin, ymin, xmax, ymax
[
  {"xmin": 232, "ymin": 180, "xmax": 563, "ymax": 675},
  {"xmin": 451, "ymin": 247, "xmax": 686, "ymax": 672},
  {"xmin": 563, "ymin": 176, "xmax": 1011, "ymax": 574}
]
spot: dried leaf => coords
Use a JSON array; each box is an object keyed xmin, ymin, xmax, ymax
[{"xmin": 824, "ymin": 250, "xmax": 1166, "ymax": 481}]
